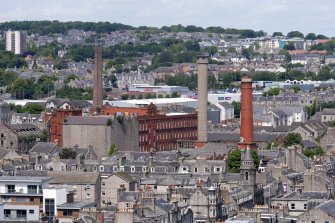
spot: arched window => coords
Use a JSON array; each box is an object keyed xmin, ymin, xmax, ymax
[{"xmin": 246, "ymin": 171, "xmax": 249, "ymax": 181}]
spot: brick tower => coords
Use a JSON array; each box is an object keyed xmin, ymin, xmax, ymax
[
  {"xmin": 93, "ymin": 44, "xmax": 103, "ymax": 111},
  {"xmin": 196, "ymin": 55, "xmax": 209, "ymax": 147},
  {"xmin": 238, "ymin": 75, "xmax": 257, "ymax": 149}
]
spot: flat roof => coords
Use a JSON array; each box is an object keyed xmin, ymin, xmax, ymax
[
  {"xmin": 57, "ymin": 200, "xmax": 95, "ymax": 209},
  {"xmin": 4, "ymin": 100, "xmax": 47, "ymax": 106},
  {"xmin": 0, "ymin": 176, "xmax": 50, "ymax": 183},
  {"xmin": 103, "ymin": 98, "xmax": 197, "ymax": 107}
]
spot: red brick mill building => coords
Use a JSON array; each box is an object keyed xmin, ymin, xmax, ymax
[
  {"xmin": 137, "ymin": 103, "xmax": 197, "ymax": 151},
  {"xmin": 46, "ymin": 103, "xmax": 198, "ymax": 152}
]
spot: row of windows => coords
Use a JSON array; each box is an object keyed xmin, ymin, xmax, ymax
[
  {"xmin": 182, "ymin": 166, "xmax": 223, "ymax": 173},
  {"xmin": 155, "ymin": 119, "xmax": 197, "ymax": 129},
  {"xmin": 139, "ymin": 119, "xmax": 197, "ymax": 131}
]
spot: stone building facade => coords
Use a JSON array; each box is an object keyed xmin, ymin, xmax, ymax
[
  {"xmin": 0, "ymin": 124, "xmax": 43, "ymax": 153},
  {"xmin": 62, "ymin": 116, "xmax": 139, "ymax": 158}
]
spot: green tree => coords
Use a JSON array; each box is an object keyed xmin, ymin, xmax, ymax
[
  {"xmin": 272, "ymin": 32, "xmax": 283, "ymax": 37},
  {"xmin": 287, "ymin": 31, "xmax": 304, "ymax": 38},
  {"xmin": 121, "ymin": 94, "xmax": 129, "ymax": 100},
  {"xmin": 303, "ymin": 146, "xmax": 324, "ymax": 158},
  {"xmin": 316, "ymin": 34, "xmax": 328, "ymax": 39},
  {"xmin": 283, "ymin": 133, "xmax": 302, "ymax": 147},
  {"xmin": 24, "ymin": 103, "xmax": 45, "ymax": 114},
  {"xmin": 64, "ymin": 74, "xmax": 77, "ymax": 84},
  {"xmin": 263, "ymin": 87, "xmax": 281, "ymax": 96},
  {"xmin": 171, "ymin": 92, "xmax": 179, "ymax": 98},
  {"xmin": 290, "ymin": 86, "xmax": 301, "ymax": 93},
  {"xmin": 0, "ymin": 70, "xmax": 18, "ymax": 87},
  {"xmin": 232, "ymin": 101, "xmax": 241, "ymax": 118},
  {"xmin": 11, "ymin": 78, "xmax": 29, "ymax": 99},
  {"xmin": 108, "ymin": 143, "xmax": 116, "ymax": 157},
  {"xmin": 305, "ymin": 33, "xmax": 317, "ymax": 40},
  {"xmin": 283, "ymin": 42, "xmax": 296, "ymax": 50},
  {"xmin": 59, "ymin": 148, "xmax": 77, "ymax": 159},
  {"xmin": 228, "ymin": 149, "xmax": 259, "ymax": 173},
  {"xmin": 305, "ymin": 100, "xmax": 317, "ymax": 119}
]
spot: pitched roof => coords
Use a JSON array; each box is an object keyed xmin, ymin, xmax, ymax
[
  {"xmin": 242, "ymin": 149, "xmax": 254, "ymax": 162},
  {"xmin": 301, "ymin": 140, "xmax": 318, "ymax": 148},
  {"xmin": 6, "ymin": 124, "xmax": 41, "ymax": 132},
  {"xmin": 48, "ymin": 172, "xmax": 100, "ymax": 184},
  {"xmin": 315, "ymin": 200, "xmax": 335, "ymax": 218},
  {"xmin": 30, "ymin": 142, "xmax": 58, "ymax": 154}
]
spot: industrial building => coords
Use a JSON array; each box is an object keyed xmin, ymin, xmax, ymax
[{"xmin": 128, "ymin": 84, "xmax": 189, "ymax": 94}]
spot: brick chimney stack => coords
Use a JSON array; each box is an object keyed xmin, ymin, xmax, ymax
[
  {"xmin": 238, "ymin": 75, "xmax": 257, "ymax": 149},
  {"xmin": 196, "ymin": 55, "xmax": 209, "ymax": 146},
  {"xmin": 93, "ymin": 44, "xmax": 103, "ymax": 111}
]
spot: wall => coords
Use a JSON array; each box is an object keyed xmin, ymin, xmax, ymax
[
  {"xmin": 0, "ymin": 204, "xmax": 40, "ymax": 221},
  {"xmin": 63, "ymin": 117, "xmax": 138, "ymax": 159},
  {"xmin": 48, "ymin": 109, "xmax": 82, "ymax": 146},
  {"xmin": 0, "ymin": 104, "xmax": 11, "ymax": 124},
  {"xmin": 101, "ymin": 174, "xmax": 132, "ymax": 207},
  {"xmin": 189, "ymin": 188, "xmax": 210, "ymax": 223},
  {"xmin": 0, "ymin": 125, "xmax": 19, "ymax": 151}
]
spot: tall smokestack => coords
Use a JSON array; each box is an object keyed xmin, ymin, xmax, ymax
[
  {"xmin": 238, "ymin": 75, "xmax": 257, "ymax": 149},
  {"xmin": 197, "ymin": 55, "xmax": 209, "ymax": 144},
  {"xmin": 93, "ymin": 44, "xmax": 103, "ymax": 110}
]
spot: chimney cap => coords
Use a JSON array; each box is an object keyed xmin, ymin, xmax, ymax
[{"xmin": 197, "ymin": 54, "xmax": 209, "ymax": 64}]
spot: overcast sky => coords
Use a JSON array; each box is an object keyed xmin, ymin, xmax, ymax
[{"xmin": 1, "ymin": 0, "xmax": 335, "ymax": 36}]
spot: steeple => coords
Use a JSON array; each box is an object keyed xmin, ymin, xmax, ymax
[
  {"xmin": 241, "ymin": 147, "xmax": 255, "ymax": 169},
  {"xmin": 240, "ymin": 147, "xmax": 257, "ymax": 193}
]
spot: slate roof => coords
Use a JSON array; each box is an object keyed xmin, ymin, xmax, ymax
[
  {"xmin": 301, "ymin": 140, "xmax": 319, "ymax": 148},
  {"xmin": 284, "ymin": 191, "xmax": 329, "ymax": 200},
  {"xmin": 6, "ymin": 124, "xmax": 41, "ymax": 132},
  {"xmin": 48, "ymin": 172, "xmax": 99, "ymax": 184},
  {"xmin": 223, "ymin": 173, "xmax": 241, "ymax": 182},
  {"xmin": 154, "ymin": 198, "xmax": 173, "ymax": 213},
  {"xmin": 114, "ymin": 172, "xmax": 135, "ymax": 183},
  {"xmin": 242, "ymin": 149, "xmax": 253, "ymax": 161},
  {"xmin": 272, "ymin": 109, "xmax": 287, "ymax": 118},
  {"xmin": 322, "ymin": 108, "xmax": 335, "ymax": 115},
  {"xmin": 30, "ymin": 142, "xmax": 58, "ymax": 154},
  {"xmin": 60, "ymin": 100, "xmax": 91, "ymax": 108},
  {"xmin": 218, "ymin": 102, "xmax": 233, "ymax": 109},
  {"xmin": 207, "ymin": 132, "xmax": 279, "ymax": 142},
  {"xmin": 315, "ymin": 200, "xmax": 335, "ymax": 218},
  {"xmin": 57, "ymin": 199, "xmax": 95, "ymax": 209}
]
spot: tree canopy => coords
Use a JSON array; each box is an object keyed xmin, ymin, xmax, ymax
[
  {"xmin": 283, "ymin": 133, "xmax": 302, "ymax": 147},
  {"xmin": 228, "ymin": 149, "xmax": 260, "ymax": 173},
  {"xmin": 59, "ymin": 148, "xmax": 77, "ymax": 159},
  {"xmin": 263, "ymin": 87, "xmax": 281, "ymax": 96},
  {"xmin": 287, "ymin": 31, "xmax": 304, "ymax": 38}
]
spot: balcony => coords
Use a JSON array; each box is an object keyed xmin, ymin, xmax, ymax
[
  {"xmin": 4, "ymin": 215, "xmax": 27, "ymax": 221},
  {"xmin": 27, "ymin": 189, "xmax": 38, "ymax": 194}
]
